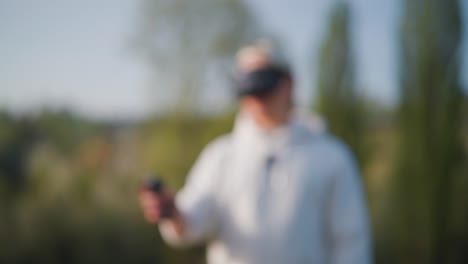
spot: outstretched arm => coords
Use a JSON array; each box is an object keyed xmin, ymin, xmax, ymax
[{"xmin": 156, "ymin": 137, "xmax": 228, "ymax": 247}]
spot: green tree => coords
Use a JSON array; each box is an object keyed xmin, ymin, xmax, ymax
[
  {"xmin": 393, "ymin": 0, "xmax": 466, "ymax": 263},
  {"xmin": 316, "ymin": 1, "xmax": 366, "ymax": 166},
  {"xmin": 132, "ymin": 0, "xmax": 257, "ymax": 113}
]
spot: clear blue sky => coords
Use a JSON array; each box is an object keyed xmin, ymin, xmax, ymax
[{"xmin": 1, "ymin": 0, "xmax": 467, "ymax": 120}]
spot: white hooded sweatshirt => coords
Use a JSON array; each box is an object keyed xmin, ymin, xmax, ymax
[{"xmin": 160, "ymin": 112, "xmax": 372, "ymax": 264}]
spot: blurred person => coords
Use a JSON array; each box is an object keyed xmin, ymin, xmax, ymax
[{"xmin": 139, "ymin": 40, "xmax": 372, "ymax": 264}]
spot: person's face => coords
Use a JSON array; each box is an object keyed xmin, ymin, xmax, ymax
[{"xmin": 240, "ymin": 77, "xmax": 293, "ymax": 129}]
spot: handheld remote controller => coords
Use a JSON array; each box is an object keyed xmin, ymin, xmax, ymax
[{"xmin": 143, "ymin": 175, "xmax": 174, "ymax": 219}]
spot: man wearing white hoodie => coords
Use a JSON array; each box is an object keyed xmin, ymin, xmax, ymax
[{"xmin": 139, "ymin": 41, "xmax": 372, "ymax": 264}]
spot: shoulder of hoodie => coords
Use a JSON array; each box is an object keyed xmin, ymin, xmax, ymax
[
  {"xmin": 294, "ymin": 113, "xmax": 356, "ymax": 164},
  {"xmin": 307, "ymin": 133, "xmax": 355, "ymax": 163},
  {"xmin": 197, "ymin": 133, "xmax": 233, "ymax": 160}
]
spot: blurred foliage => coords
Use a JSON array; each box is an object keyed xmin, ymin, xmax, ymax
[
  {"xmin": 316, "ymin": 1, "xmax": 369, "ymax": 168},
  {"xmin": 0, "ymin": 110, "xmax": 235, "ymax": 264},
  {"xmin": 385, "ymin": 0, "xmax": 468, "ymax": 263}
]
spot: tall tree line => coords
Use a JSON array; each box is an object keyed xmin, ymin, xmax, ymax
[
  {"xmin": 317, "ymin": 0, "xmax": 467, "ymax": 263},
  {"xmin": 393, "ymin": 0, "xmax": 466, "ymax": 263},
  {"xmin": 316, "ymin": 1, "xmax": 367, "ymax": 167}
]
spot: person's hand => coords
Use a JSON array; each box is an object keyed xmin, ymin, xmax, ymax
[{"xmin": 139, "ymin": 189, "xmax": 175, "ymax": 224}]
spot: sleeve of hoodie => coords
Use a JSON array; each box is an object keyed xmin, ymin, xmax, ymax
[
  {"xmin": 159, "ymin": 136, "xmax": 228, "ymax": 247},
  {"xmin": 325, "ymin": 142, "xmax": 373, "ymax": 264}
]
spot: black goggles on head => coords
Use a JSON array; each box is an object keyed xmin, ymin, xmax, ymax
[{"xmin": 232, "ymin": 66, "xmax": 289, "ymax": 98}]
